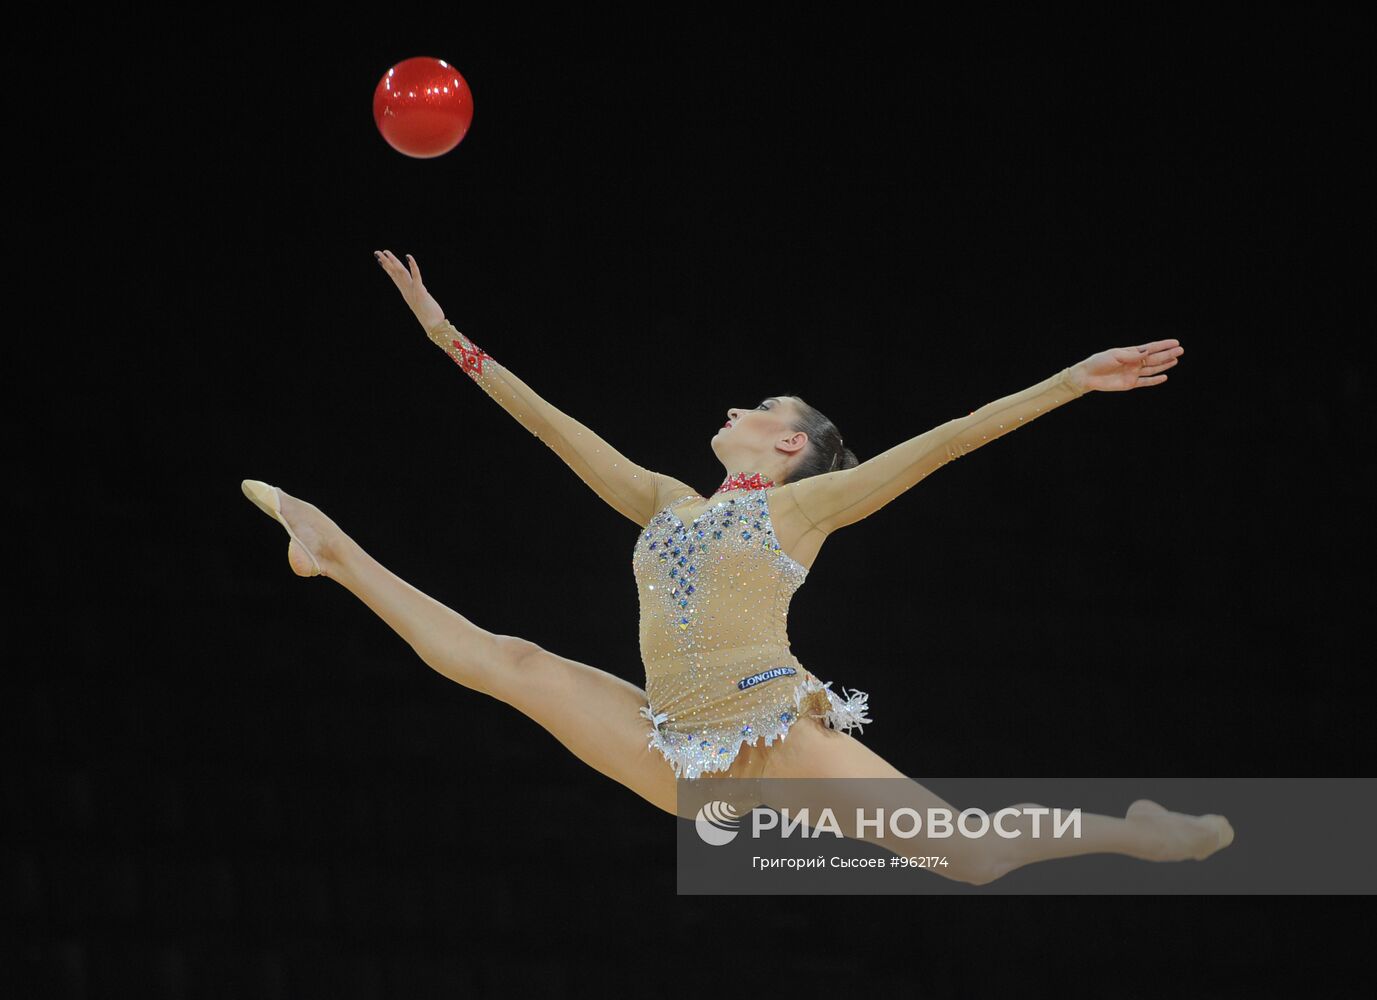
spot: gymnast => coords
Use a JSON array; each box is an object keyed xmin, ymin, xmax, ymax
[{"xmin": 241, "ymin": 249, "xmax": 1232, "ymax": 885}]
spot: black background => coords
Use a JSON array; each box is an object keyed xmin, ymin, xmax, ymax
[{"xmin": 7, "ymin": 15, "xmax": 1373, "ymax": 997}]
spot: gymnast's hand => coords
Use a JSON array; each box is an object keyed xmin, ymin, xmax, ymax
[
  {"xmin": 374, "ymin": 249, "xmax": 447, "ymax": 333},
  {"xmin": 1071, "ymin": 339, "xmax": 1184, "ymax": 392}
]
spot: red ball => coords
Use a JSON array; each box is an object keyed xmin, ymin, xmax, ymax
[{"xmin": 373, "ymin": 57, "xmax": 474, "ymax": 159}]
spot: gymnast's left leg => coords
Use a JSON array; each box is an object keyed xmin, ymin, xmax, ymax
[
  {"xmin": 241, "ymin": 482, "xmax": 684, "ymax": 815},
  {"xmin": 758, "ymin": 716, "xmax": 1234, "ymax": 886}
]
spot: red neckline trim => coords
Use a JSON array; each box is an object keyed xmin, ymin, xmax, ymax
[{"xmin": 713, "ymin": 471, "xmax": 776, "ymax": 495}]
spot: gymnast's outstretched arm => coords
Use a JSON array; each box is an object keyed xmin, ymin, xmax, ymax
[
  {"xmin": 777, "ymin": 340, "xmax": 1184, "ymax": 534},
  {"xmin": 376, "ymin": 249, "xmax": 682, "ymax": 528}
]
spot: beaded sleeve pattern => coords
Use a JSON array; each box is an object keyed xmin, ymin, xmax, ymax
[
  {"xmin": 424, "ymin": 318, "xmax": 664, "ymax": 527},
  {"xmin": 790, "ymin": 366, "xmax": 1088, "ymax": 533},
  {"xmin": 425, "ymin": 317, "xmax": 501, "ymax": 394}
]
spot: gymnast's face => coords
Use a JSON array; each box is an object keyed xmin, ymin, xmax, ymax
[{"xmin": 713, "ymin": 396, "xmax": 809, "ymax": 475}]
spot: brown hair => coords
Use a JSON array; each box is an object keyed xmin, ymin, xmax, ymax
[{"xmin": 779, "ymin": 394, "xmax": 859, "ymax": 485}]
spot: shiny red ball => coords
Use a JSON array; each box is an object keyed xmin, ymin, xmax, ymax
[{"xmin": 373, "ymin": 57, "xmax": 474, "ymax": 159}]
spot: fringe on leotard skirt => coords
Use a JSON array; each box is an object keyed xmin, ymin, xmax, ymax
[{"xmin": 638, "ymin": 675, "xmax": 873, "ymax": 781}]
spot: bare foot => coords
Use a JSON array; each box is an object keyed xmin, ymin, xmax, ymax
[
  {"xmin": 242, "ymin": 482, "xmax": 344, "ymax": 578},
  {"xmin": 1126, "ymin": 798, "xmax": 1234, "ymax": 862}
]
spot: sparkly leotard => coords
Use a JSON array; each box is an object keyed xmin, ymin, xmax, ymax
[
  {"xmin": 424, "ymin": 319, "xmax": 1087, "ymax": 779},
  {"xmin": 630, "ymin": 486, "xmax": 866, "ymax": 778}
]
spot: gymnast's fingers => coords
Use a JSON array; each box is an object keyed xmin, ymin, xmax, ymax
[
  {"xmin": 374, "ymin": 250, "xmax": 405, "ymax": 289},
  {"xmin": 1135, "ymin": 338, "xmax": 1180, "ymax": 354},
  {"xmin": 386, "ymin": 250, "xmax": 413, "ymax": 285}
]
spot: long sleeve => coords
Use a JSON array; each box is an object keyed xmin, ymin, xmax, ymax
[
  {"xmin": 425, "ymin": 318, "xmax": 671, "ymax": 527},
  {"xmin": 785, "ymin": 366, "xmax": 1088, "ymax": 534}
]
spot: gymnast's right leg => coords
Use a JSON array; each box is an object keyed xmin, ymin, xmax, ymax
[{"xmin": 243, "ymin": 485, "xmax": 680, "ymax": 817}]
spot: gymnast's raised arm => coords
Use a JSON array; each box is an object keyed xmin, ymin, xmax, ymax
[
  {"xmin": 375, "ymin": 249, "xmax": 676, "ymax": 527},
  {"xmin": 780, "ymin": 340, "xmax": 1184, "ymax": 535}
]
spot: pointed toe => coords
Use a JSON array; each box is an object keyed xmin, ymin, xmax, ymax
[{"xmin": 242, "ymin": 480, "xmax": 323, "ymax": 577}]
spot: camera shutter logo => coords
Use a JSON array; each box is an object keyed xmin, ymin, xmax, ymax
[{"xmin": 695, "ymin": 800, "xmax": 744, "ymax": 845}]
